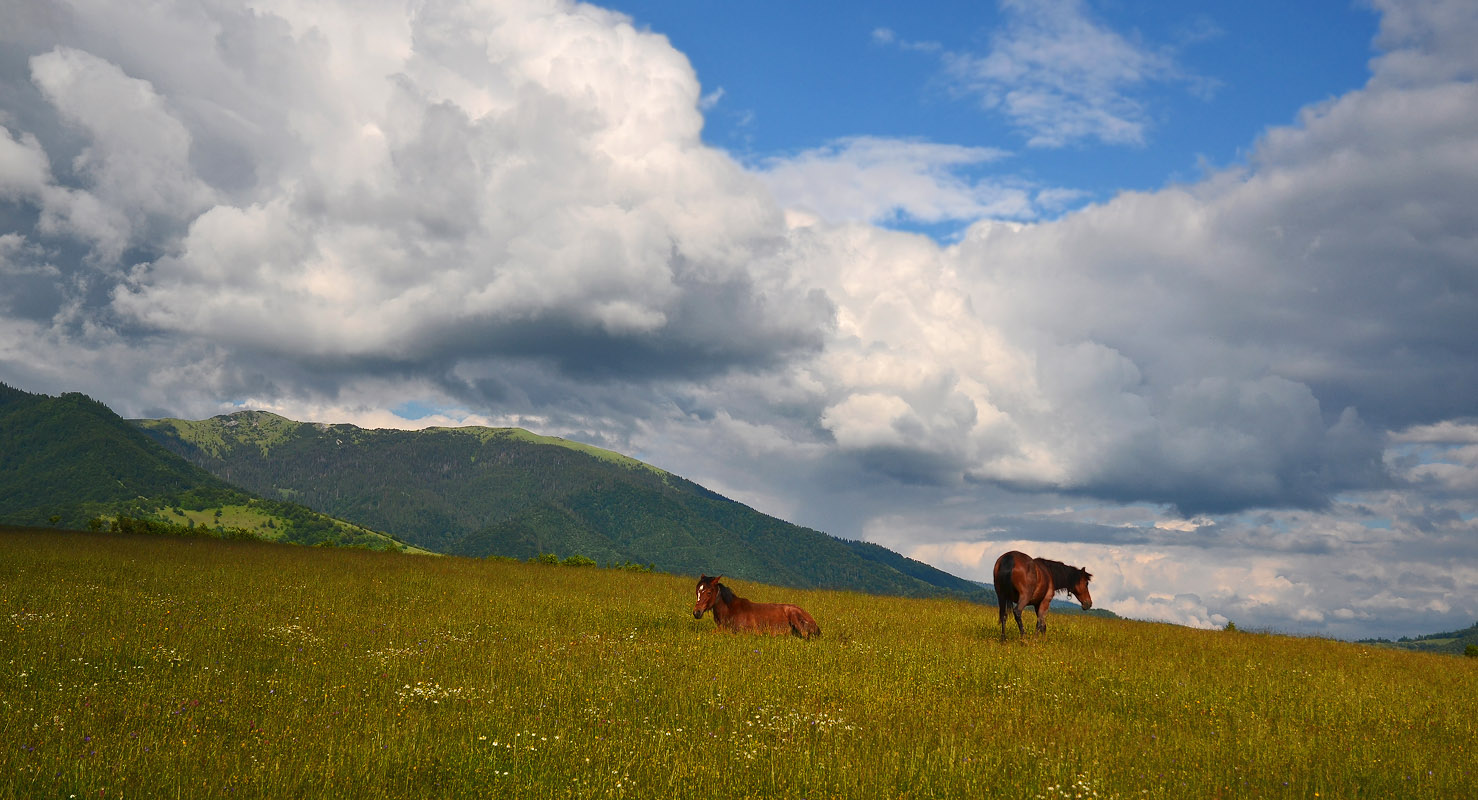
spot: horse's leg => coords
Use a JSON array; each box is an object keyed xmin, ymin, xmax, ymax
[
  {"xmin": 998, "ymin": 599, "xmax": 1009, "ymax": 642},
  {"xmin": 1011, "ymin": 602, "xmax": 1026, "ymax": 638},
  {"xmin": 1036, "ymin": 598, "xmax": 1050, "ymax": 634}
]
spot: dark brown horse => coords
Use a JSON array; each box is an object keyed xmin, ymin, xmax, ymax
[
  {"xmin": 693, "ymin": 575, "xmax": 821, "ymax": 640},
  {"xmin": 993, "ymin": 551, "xmax": 1092, "ymax": 642}
]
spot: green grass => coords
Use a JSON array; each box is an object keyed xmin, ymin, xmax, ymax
[
  {"xmin": 2, "ymin": 526, "xmax": 1474, "ymax": 799},
  {"xmin": 149, "ymin": 505, "xmax": 434, "ymax": 554},
  {"xmin": 165, "ymin": 503, "xmax": 281, "ymax": 535},
  {"xmin": 139, "ymin": 413, "xmax": 303, "ymax": 458}
]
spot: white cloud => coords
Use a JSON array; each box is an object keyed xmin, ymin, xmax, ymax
[
  {"xmin": 5, "ymin": 0, "xmax": 826, "ymax": 373},
  {"xmin": 1368, "ymin": 0, "xmax": 1478, "ymax": 88},
  {"xmin": 898, "ymin": 501, "xmax": 1478, "ymax": 639},
  {"xmin": 1110, "ymin": 594, "xmax": 1228, "ymax": 631},
  {"xmin": 758, "ymin": 136, "xmax": 1035, "ymax": 227},
  {"xmin": 0, "ymin": 126, "xmax": 51, "ymax": 198},
  {"xmin": 871, "ymin": 27, "xmax": 941, "ymax": 54},
  {"xmin": 30, "ymin": 47, "xmax": 214, "ymax": 225},
  {"xmin": 1391, "ymin": 420, "xmax": 1478, "ymax": 445},
  {"xmin": 699, "ymin": 87, "xmax": 725, "ymax": 111},
  {"xmin": 939, "ymin": 0, "xmax": 1189, "ymax": 147}
]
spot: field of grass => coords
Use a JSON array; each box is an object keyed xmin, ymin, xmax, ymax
[{"xmin": 2, "ymin": 526, "xmax": 1474, "ymax": 799}]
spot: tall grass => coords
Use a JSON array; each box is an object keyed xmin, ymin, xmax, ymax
[{"xmin": 2, "ymin": 527, "xmax": 1474, "ymax": 798}]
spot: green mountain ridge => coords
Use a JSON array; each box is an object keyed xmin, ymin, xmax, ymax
[
  {"xmin": 1357, "ymin": 621, "xmax": 1478, "ymax": 655},
  {"xmin": 135, "ymin": 409, "xmax": 990, "ymax": 601},
  {"xmin": 0, "ymin": 383, "xmax": 419, "ymax": 552}
]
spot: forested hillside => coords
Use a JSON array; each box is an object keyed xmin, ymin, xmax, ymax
[
  {"xmin": 1359, "ymin": 621, "xmax": 1478, "ymax": 655},
  {"xmin": 138, "ymin": 411, "xmax": 988, "ymax": 600},
  {"xmin": 0, "ymin": 384, "xmax": 413, "ymax": 551},
  {"xmin": 0, "ymin": 383, "xmax": 237, "ymax": 527}
]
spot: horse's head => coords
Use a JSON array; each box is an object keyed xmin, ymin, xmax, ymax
[
  {"xmin": 1069, "ymin": 569, "xmax": 1093, "ymax": 610},
  {"xmin": 694, "ymin": 574, "xmax": 724, "ymax": 619}
]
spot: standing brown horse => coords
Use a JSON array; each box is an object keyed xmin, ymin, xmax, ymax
[
  {"xmin": 993, "ymin": 551, "xmax": 1092, "ymax": 642},
  {"xmin": 693, "ymin": 575, "xmax": 821, "ymax": 640}
]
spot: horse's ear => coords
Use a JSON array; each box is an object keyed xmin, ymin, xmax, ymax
[
  {"xmin": 714, "ymin": 575, "xmax": 724, "ymax": 583},
  {"xmin": 699, "ymin": 574, "xmax": 709, "ymax": 582}
]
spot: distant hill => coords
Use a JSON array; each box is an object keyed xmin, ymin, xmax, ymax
[
  {"xmin": 1358, "ymin": 621, "xmax": 1478, "ymax": 655},
  {"xmin": 136, "ymin": 410, "xmax": 989, "ymax": 601},
  {"xmin": 0, "ymin": 383, "xmax": 416, "ymax": 552}
]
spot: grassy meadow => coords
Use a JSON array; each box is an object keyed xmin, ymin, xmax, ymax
[{"xmin": 2, "ymin": 526, "xmax": 1474, "ymax": 799}]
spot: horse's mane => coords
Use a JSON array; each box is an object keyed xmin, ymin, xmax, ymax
[
  {"xmin": 717, "ymin": 582, "xmax": 737, "ymax": 603},
  {"xmin": 1037, "ymin": 558, "xmax": 1091, "ymax": 592}
]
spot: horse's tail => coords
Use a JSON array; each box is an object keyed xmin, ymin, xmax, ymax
[
  {"xmin": 993, "ymin": 552, "xmax": 1017, "ymax": 593},
  {"xmin": 993, "ymin": 550, "xmax": 1016, "ymax": 597},
  {"xmin": 788, "ymin": 606, "xmax": 821, "ymax": 640}
]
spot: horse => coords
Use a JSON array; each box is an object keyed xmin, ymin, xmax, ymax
[
  {"xmin": 693, "ymin": 575, "xmax": 821, "ymax": 640},
  {"xmin": 993, "ymin": 550, "xmax": 1092, "ymax": 642}
]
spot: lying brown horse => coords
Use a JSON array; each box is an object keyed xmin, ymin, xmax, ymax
[
  {"xmin": 993, "ymin": 550, "xmax": 1093, "ymax": 642},
  {"xmin": 693, "ymin": 575, "xmax": 821, "ymax": 640}
]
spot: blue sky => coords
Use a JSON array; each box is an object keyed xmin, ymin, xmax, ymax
[
  {"xmin": 2, "ymin": 0, "xmax": 1476, "ymax": 639},
  {"xmin": 609, "ymin": 0, "xmax": 1380, "ymax": 220}
]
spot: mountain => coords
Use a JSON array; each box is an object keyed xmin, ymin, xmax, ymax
[
  {"xmin": 1358, "ymin": 621, "xmax": 1478, "ymax": 655},
  {"xmin": 0, "ymin": 383, "xmax": 416, "ymax": 551},
  {"xmin": 0, "ymin": 383, "xmax": 235, "ymax": 527},
  {"xmin": 136, "ymin": 410, "xmax": 989, "ymax": 601}
]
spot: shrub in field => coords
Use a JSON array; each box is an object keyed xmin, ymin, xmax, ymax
[
  {"xmin": 1466, "ymin": 643, "xmax": 1478, "ymax": 658},
  {"xmin": 528, "ymin": 552, "xmax": 600, "ymax": 567}
]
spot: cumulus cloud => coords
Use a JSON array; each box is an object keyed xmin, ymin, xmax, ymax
[
  {"xmin": 30, "ymin": 47, "xmax": 215, "ymax": 236},
  {"xmin": 4, "ymin": 0, "xmax": 826, "ymax": 381},
  {"xmin": 781, "ymin": 0, "xmax": 1475, "ymax": 514},
  {"xmin": 775, "ymin": 210, "xmax": 1392, "ymax": 513}
]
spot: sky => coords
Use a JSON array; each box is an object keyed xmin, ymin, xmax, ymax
[{"xmin": 1, "ymin": 0, "xmax": 1475, "ymax": 641}]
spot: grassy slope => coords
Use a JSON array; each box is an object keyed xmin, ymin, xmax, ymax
[
  {"xmin": 137, "ymin": 411, "xmax": 986, "ymax": 601},
  {"xmin": 3, "ymin": 526, "xmax": 1473, "ymax": 799}
]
